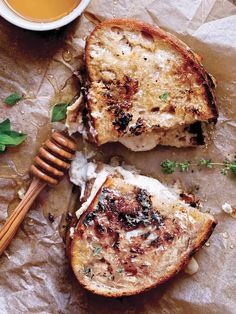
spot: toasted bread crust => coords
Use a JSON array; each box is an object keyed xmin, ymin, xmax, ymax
[{"xmin": 85, "ymin": 19, "xmax": 218, "ymax": 147}]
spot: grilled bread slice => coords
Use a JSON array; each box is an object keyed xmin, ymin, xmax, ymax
[
  {"xmin": 66, "ymin": 19, "xmax": 218, "ymax": 151},
  {"xmin": 68, "ymin": 156, "xmax": 216, "ymax": 297}
]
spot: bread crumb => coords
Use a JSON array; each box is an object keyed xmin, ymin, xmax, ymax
[
  {"xmin": 70, "ymin": 227, "xmax": 75, "ymax": 238},
  {"xmin": 184, "ymin": 257, "xmax": 199, "ymax": 275},
  {"xmin": 222, "ymin": 231, "xmax": 229, "ymax": 239},
  {"xmin": 222, "ymin": 203, "xmax": 233, "ymax": 214},
  {"xmin": 3, "ymin": 250, "xmax": 11, "ymax": 260},
  {"xmin": 17, "ymin": 187, "xmax": 26, "ymax": 200},
  {"xmin": 222, "ymin": 203, "xmax": 236, "ymax": 218}
]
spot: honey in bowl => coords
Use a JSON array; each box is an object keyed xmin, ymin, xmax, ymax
[{"xmin": 4, "ymin": 0, "xmax": 81, "ymax": 22}]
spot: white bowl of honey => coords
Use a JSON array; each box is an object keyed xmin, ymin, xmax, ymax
[{"xmin": 0, "ymin": 0, "xmax": 91, "ymax": 31}]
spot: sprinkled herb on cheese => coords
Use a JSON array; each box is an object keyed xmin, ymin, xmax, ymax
[
  {"xmin": 93, "ymin": 246, "xmax": 102, "ymax": 256},
  {"xmin": 116, "ymin": 268, "xmax": 124, "ymax": 273},
  {"xmin": 83, "ymin": 266, "xmax": 94, "ymax": 279},
  {"xmin": 159, "ymin": 91, "xmax": 169, "ymax": 102}
]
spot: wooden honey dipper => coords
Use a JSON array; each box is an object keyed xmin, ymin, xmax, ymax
[{"xmin": 0, "ymin": 131, "xmax": 77, "ymax": 256}]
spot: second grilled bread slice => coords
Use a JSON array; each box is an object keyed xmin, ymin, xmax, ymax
[{"xmin": 71, "ymin": 19, "xmax": 218, "ymax": 150}]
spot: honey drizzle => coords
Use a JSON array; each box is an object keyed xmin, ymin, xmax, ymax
[{"xmin": 4, "ymin": 0, "xmax": 81, "ymax": 22}]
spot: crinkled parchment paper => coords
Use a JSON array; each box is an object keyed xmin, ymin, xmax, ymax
[{"xmin": 0, "ymin": 0, "xmax": 236, "ymax": 313}]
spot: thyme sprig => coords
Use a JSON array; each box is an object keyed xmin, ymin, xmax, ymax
[{"xmin": 161, "ymin": 156, "xmax": 236, "ymax": 176}]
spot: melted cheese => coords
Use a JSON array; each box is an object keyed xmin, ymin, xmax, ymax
[
  {"xmin": 69, "ymin": 153, "xmax": 194, "ymax": 222},
  {"xmin": 66, "ymin": 95, "xmax": 87, "ymax": 136},
  {"xmin": 65, "ymin": 94, "xmax": 201, "ymax": 152},
  {"xmin": 69, "ymin": 152, "xmax": 97, "ymax": 198},
  {"xmin": 119, "ymin": 131, "xmax": 161, "ymax": 151},
  {"xmin": 119, "ymin": 124, "xmax": 199, "ymax": 151}
]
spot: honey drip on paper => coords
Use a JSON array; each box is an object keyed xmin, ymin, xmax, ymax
[
  {"xmin": 4, "ymin": 0, "xmax": 81, "ymax": 22},
  {"xmin": 62, "ymin": 50, "xmax": 72, "ymax": 62},
  {"xmin": 83, "ymin": 11, "xmax": 102, "ymax": 25},
  {"xmin": 8, "ymin": 198, "xmax": 20, "ymax": 216}
]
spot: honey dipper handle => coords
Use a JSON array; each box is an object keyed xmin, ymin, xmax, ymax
[{"xmin": 0, "ymin": 177, "xmax": 46, "ymax": 256}]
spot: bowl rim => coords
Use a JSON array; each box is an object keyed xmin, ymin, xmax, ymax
[{"xmin": 0, "ymin": 0, "xmax": 91, "ymax": 31}]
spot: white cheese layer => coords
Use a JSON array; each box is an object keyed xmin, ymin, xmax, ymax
[
  {"xmin": 119, "ymin": 132, "xmax": 160, "ymax": 151},
  {"xmin": 69, "ymin": 153, "xmax": 193, "ymax": 222},
  {"xmin": 66, "ymin": 95, "xmax": 87, "ymax": 136},
  {"xmin": 69, "ymin": 152, "xmax": 97, "ymax": 199}
]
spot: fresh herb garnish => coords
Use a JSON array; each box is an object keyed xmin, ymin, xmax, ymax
[
  {"xmin": 159, "ymin": 92, "xmax": 169, "ymax": 102},
  {"xmin": 4, "ymin": 93, "xmax": 23, "ymax": 106},
  {"xmin": 93, "ymin": 246, "xmax": 102, "ymax": 256},
  {"xmin": 0, "ymin": 119, "xmax": 27, "ymax": 153},
  {"xmin": 107, "ymin": 274, "xmax": 114, "ymax": 281},
  {"xmin": 0, "ymin": 131, "xmax": 27, "ymax": 145},
  {"xmin": 198, "ymin": 158, "xmax": 213, "ymax": 168},
  {"xmin": 83, "ymin": 212, "xmax": 96, "ymax": 227},
  {"xmin": 0, "ymin": 144, "xmax": 6, "ymax": 152},
  {"xmin": 83, "ymin": 266, "xmax": 94, "ymax": 279},
  {"xmin": 116, "ymin": 268, "xmax": 124, "ymax": 274},
  {"xmin": 51, "ymin": 102, "xmax": 69, "ymax": 122},
  {"xmin": 160, "ymin": 160, "xmax": 176, "ymax": 174},
  {"xmin": 83, "ymin": 267, "xmax": 91, "ymax": 275},
  {"xmin": 161, "ymin": 156, "xmax": 236, "ymax": 177},
  {"xmin": 179, "ymin": 161, "xmax": 191, "ymax": 172},
  {"xmin": 221, "ymin": 159, "xmax": 236, "ymax": 175},
  {"xmin": 0, "ymin": 118, "xmax": 10, "ymax": 132}
]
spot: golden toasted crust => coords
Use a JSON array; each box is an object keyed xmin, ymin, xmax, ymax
[
  {"xmin": 69, "ymin": 173, "xmax": 217, "ymax": 297},
  {"xmin": 84, "ymin": 19, "xmax": 218, "ymax": 146}
]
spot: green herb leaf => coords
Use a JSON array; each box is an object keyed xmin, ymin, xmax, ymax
[
  {"xmin": 107, "ymin": 274, "xmax": 114, "ymax": 281},
  {"xmin": 51, "ymin": 103, "xmax": 69, "ymax": 122},
  {"xmin": 0, "ymin": 144, "xmax": 6, "ymax": 152},
  {"xmin": 159, "ymin": 92, "xmax": 169, "ymax": 102},
  {"xmin": 0, "ymin": 119, "xmax": 11, "ymax": 132},
  {"xmin": 83, "ymin": 267, "xmax": 91, "ymax": 276},
  {"xmin": 0, "ymin": 131, "xmax": 27, "ymax": 146},
  {"xmin": 230, "ymin": 160, "xmax": 236, "ymax": 174},
  {"xmin": 198, "ymin": 158, "xmax": 213, "ymax": 168},
  {"xmin": 221, "ymin": 159, "xmax": 236, "ymax": 175},
  {"xmin": 161, "ymin": 155, "xmax": 236, "ymax": 177},
  {"xmin": 178, "ymin": 161, "xmax": 191, "ymax": 172},
  {"xmin": 4, "ymin": 93, "xmax": 23, "ymax": 106},
  {"xmin": 0, "ymin": 119, "xmax": 27, "ymax": 152},
  {"xmin": 160, "ymin": 160, "xmax": 176, "ymax": 174},
  {"xmin": 116, "ymin": 268, "xmax": 124, "ymax": 274},
  {"xmin": 221, "ymin": 167, "xmax": 228, "ymax": 175},
  {"xmin": 83, "ymin": 266, "xmax": 94, "ymax": 279},
  {"xmin": 93, "ymin": 246, "xmax": 102, "ymax": 256}
]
